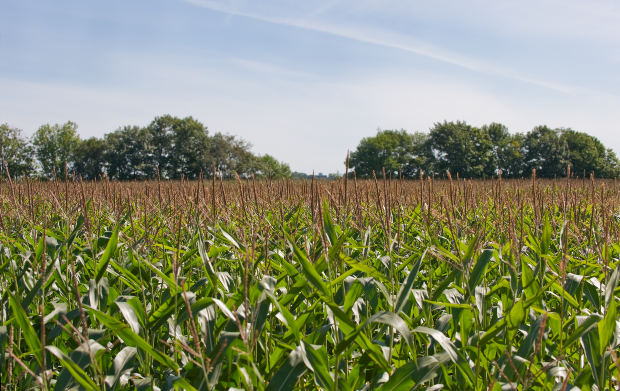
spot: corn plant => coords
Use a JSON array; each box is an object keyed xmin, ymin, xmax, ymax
[{"xmin": 0, "ymin": 175, "xmax": 618, "ymax": 390}]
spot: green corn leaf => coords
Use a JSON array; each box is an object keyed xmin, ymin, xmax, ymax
[
  {"xmin": 88, "ymin": 277, "xmax": 109, "ymax": 311},
  {"xmin": 467, "ymin": 249, "xmax": 493, "ymax": 294},
  {"xmin": 286, "ymin": 233, "xmax": 330, "ymax": 298},
  {"xmin": 266, "ymin": 292, "xmax": 300, "ymax": 340},
  {"xmin": 212, "ymin": 297, "xmax": 237, "ymax": 321},
  {"xmin": 394, "ymin": 249, "xmax": 426, "ymax": 314},
  {"xmin": 370, "ymin": 311, "xmax": 414, "ymax": 347},
  {"xmin": 322, "ymin": 201, "xmax": 338, "ymax": 245},
  {"xmin": 301, "ymin": 341, "xmax": 334, "ymax": 390},
  {"xmin": 220, "ymin": 227, "xmax": 241, "ymax": 249},
  {"xmin": 56, "ymin": 340, "xmax": 105, "ymax": 390},
  {"xmin": 378, "ymin": 353, "xmax": 450, "ymax": 391},
  {"xmin": 544, "ymin": 275, "xmax": 580, "ymax": 308},
  {"xmin": 148, "ymin": 291, "xmax": 187, "ymax": 330},
  {"xmin": 461, "ymin": 233, "xmax": 480, "ymax": 266},
  {"xmin": 108, "ymin": 258, "xmax": 142, "ymax": 291},
  {"xmin": 9, "ymin": 295, "xmax": 42, "ymax": 367},
  {"xmin": 65, "ymin": 214, "xmax": 85, "ymax": 249},
  {"xmin": 116, "ymin": 300, "xmax": 142, "ymax": 334},
  {"xmin": 424, "ymin": 300, "xmax": 471, "ymax": 309},
  {"xmin": 173, "ymin": 377, "xmax": 199, "ymax": 391},
  {"xmin": 479, "ymin": 298, "xmax": 526, "ymax": 345},
  {"xmin": 414, "ymin": 326, "xmax": 458, "ymax": 363},
  {"xmin": 597, "ymin": 298, "xmax": 617, "ymax": 355},
  {"xmin": 541, "ymin": 215, "xmax": 551, "ymax": 255},
  {"xmin": 605, "ymin": 263, "xmax": 620, "ymax": 309},
  {"xmin": 0, "ymin": 326, "xmax": 7, "ymax": 372},
  {"xmin": 141, "ymin": 256, "xmax": 181, "ymax": 294},
  {"xmin": 266, "ymin": 346, "xmax": 307, "ymax": 391},
  {"xmin": 47, "ymin": 345, "xmax": 99, "ymax": 391},
  {"xmin": 521, "ymin": 258, "xmax": 538, "ymax": 299},
  {"xmin": 581, "ymin": 324, "xmax": 604, "ymax": 387},
  {"xmin": 328, "ymin": 302, "xmax": 390, "ymax": 371},
  {"xmin": 107, "ymin": 346, "xmax": 137, "ymax": 389},
  {"xmin": 343, "ymin": 279, "xmax": 364, "ymax": 313},
  {"xmin": 87, "ymin": 306, "xmax": 179, "ymax": 371},
  {"xmin": 564, "ymin": 314, "xmax": 602, "ymax": 349},
  {"xmin": 95, "ymin": 224, "xmax": 119, "ymax": 282},
  {"xmin": 340, "ymin": 253, "xmax": 387, "ymax": 282},
  {"xmin": 34, "ymin": 234, "xmax": 45, "ymax": 265}
]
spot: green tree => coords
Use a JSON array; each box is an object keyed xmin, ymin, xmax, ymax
[
  {"xmin": 559, "ymin": 129, "xmax": 618, "ymax": 178},
  {"xmin": 428, "ymin": 121, "xmax": 493, "ymax": 178},
  {"xmin": 73, "ymin": 137, "xmax": 107, "ymax": 180},
  {"xmin": 402, "ymin": 132, "xmax": 432, "ymax": 177},
  {"xmin": 103, "ymin": 116, "xmax": 263, "ymax": 180},
  {"xmin": 104, "ymin": 126, "xmax": 152, "ymax": 180},
  {"xmin": 349, "ymin": 129, "xmax": 421, "ymax": 178},
  {"xmin": 255, "ymin": 154, "xmax": 292, "ymax": 179},
  {"xmin": 33, "ymin": 121, "xmax": 80, "ymax": 179},
  {"xmin": 600, "ymin": 149, "xmax": 620, "ymax": 178},
  {"xmin": 147, "ymin": 115, "xmax": 212, "ymax": 179},
  {"xmin": 0, "ymin": 123, "xmax": 35, "ymax": 178},
  {"xmin": 147, "ymin": 115, "xmax": 175, "ymax": 177},
  {"xmin": 481, "ymin": 123, "xmax": 525, "ymax": 177},
  {"xmin": 503, "ymin": 133, "xmax": 526, "ymax": 178},
  {"xmin": 523, "ymin": 126, "xmax": 568, "ymax": 178},
  {"xmin": 168, "ymin": 117, "xmax": 210, "ymax": 179},
  {"xmin": 208, "ymin": 133, "xmax": 256, "ymax": 178}
]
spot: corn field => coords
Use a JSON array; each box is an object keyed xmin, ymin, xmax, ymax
[{"xmin": 0, "ymin": 174, "xmax": 619, "ymax": 390}]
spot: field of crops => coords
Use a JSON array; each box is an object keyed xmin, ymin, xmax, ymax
[{"xmin": 0, "ymin": 175, "xmax": 619, "ymax": 390}]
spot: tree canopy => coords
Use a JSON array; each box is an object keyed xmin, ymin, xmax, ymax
[
  {"xmin": 1, "ymin": 116, "xmax": 292, "ymax": 180},
  {"xmin": 349, "ymin": 122, "xmax": 619, "ymax": 179},
  {"xmin": 32, "ymin": 121, "xmax": 80, "ymax": 178},
  {"xmin": 2, "ymin": 117, "xmax": 618, "ymax": 180},
  {"xmin": 349, "ymin": 130, "xmax": 423, "ymax": 178},
  {"xmin": 0, "ymin": 123, "xmax": 34, "ymax": 178}
]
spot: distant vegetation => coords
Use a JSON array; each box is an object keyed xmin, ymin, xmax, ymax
[
  {"xmin": 0, "ymin": 115, "xmax": 291, "ymax": 180},
  {"xmin": 2, "ymin": 118, "xmax": 619, "ymax": 180},
  {"xmin": 349, "ymin": 122, "xmax": 620, "ymax": 178}
]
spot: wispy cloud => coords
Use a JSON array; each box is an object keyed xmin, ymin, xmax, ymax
[
  {"xmin": 185, "ymin": 0, "xmax": 578, "ymax": 93},
  {"xmin": 228, "ymin": 57, "xmax": 316, "ymax": 80}
]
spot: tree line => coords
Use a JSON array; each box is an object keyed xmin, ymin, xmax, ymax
[
  {"xmin": 349, "ymin": 121, "xmax": 620, "ymax": 179},
  {"xmin": 0, "ymin": 115, "xmax": 292, "ymax": 180},
  {"xmin": 3, "ymin": 117, "xmax": 618, "ymax": 180}
]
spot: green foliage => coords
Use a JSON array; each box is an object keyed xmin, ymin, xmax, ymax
[
  {"xmin": 21, "ymin": 115, "xmax": 290, "ymax": 180},
  {"xmin": 350, "ymin": 122, "xmax": 619, "ymax": 178},
  {"xmin": 208, "ymin": 132, "xmax": 257, "ymax": 178},
  {"xmin": 33, "ymin": 121, "xmax": 80, "ymax": 178},
  {"xmin": 561, "ymin": 129, "xmax": 620, "ymax": 178},
  {"xmin": 104, "ymin": 125, "xmax": 153, "ymax": 180},
  {"xmin": 482, "ymin": 123, "xmax": 525, "ymax": 177},
  {"xmin": 73, "ymin": 137, "xmax": 107, "ymax": 180},
  {"xmin": 255, "ymin": 155, "xmax": 292, "ymax": 179},
  {"xmin": 147, "ymin": 115, "xmax": 212, "ymax": 179},
  {"xmin": 0, "ymin": 178, "xmax": 618, "ymax": 390},
  {"xmin": 0, "ymin": 123, "xmax": 34, "ymax": 178},
  {"xmin": 523, "ymin": 126, "xmax": 569, "ymax": 178},
  {"xmin": 349, "ymin": 129, "xmax": 427, "ymax": 178},
  {"xmin": 428, "ymin": 121, "xmax": 494, "ymax": 178},
  {"xmin": 11, "ymin": 116, "xmax": 620, "ymax": 180}
]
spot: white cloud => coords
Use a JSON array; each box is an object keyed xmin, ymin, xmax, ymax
[
  {"xmin": 215, "ymin": 0, "xmax": 620, "ymax": 43},
  {"xmin": 227, "ymin": 57, "xmax": 317, "ymax": 80},
  {"xmin": 2, "ymin": 62, "xmax": 619, "ymax": 174},
  {"xmin": 3, "ymin": 0, "xmax": 619, "ymax": 173},
  {"xmin": 185, "ymin": 0, "xmax": 582, "ymax": 93}
]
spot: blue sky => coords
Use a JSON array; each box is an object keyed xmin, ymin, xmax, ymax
[{"xmin": 2, "ymin": 0, "xmax": 619, "ymax": 173}]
